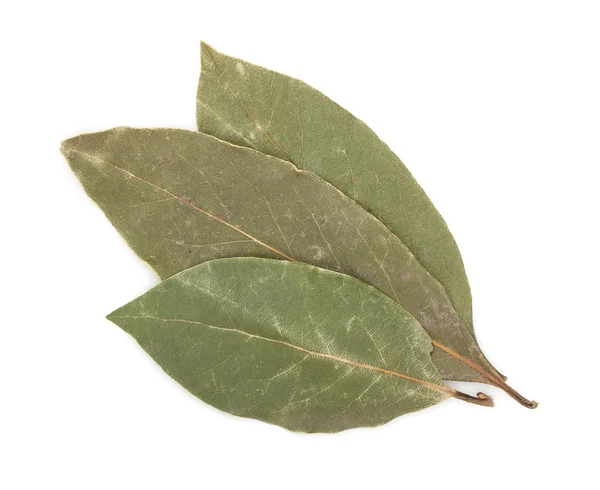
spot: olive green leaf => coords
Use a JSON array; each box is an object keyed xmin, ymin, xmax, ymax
[
  {"xmin": 107, "ymin": 258, "xmax": 491, "ymax": 433},
  {"xmin": 62, "ymin": 127, "xmax": 535, "ymax": 407},
  {"xmin": 194, "ymin": 44, "xmax": 541, "ymax": 407},
  {"xmin": 196, "ymin": 43, "xmax": 474, "ymax": 336}
]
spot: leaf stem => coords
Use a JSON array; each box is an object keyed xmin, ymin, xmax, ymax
[
  {"xmin": 450, "ymin": 389, "xmax": 494, "ymax": 407},
  {"xmin": 432, "ymin": 341, "xmax": 538, "ymax": 409}
]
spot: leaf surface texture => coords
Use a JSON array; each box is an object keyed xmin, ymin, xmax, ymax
[{"xmin": 107, "ymin": 258, "xmax": 449, "ymax": 432}]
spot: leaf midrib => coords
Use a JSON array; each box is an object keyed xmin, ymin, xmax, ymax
[
  {"xmin": 66, "ymin": 147, "xmax": 295, "ymax": 262},
  {"xmin": 110, "ymin": 314, "xmax": 450, "ymax": 396}
]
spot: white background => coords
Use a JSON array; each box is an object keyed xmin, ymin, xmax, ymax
[{"xmin": 2, "ymin": 1, "xmax": 599, "ymax": 488}]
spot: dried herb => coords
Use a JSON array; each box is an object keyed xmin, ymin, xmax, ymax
[
  {"xmin": 62, "ymin": 44, "xmax": 537, "ymax": 432},
  {"xmin": 195, "ymin": 44, "xmax": 536, "ymax": 407},
  {"xmin": 107, "ymin": 258, "xmax": 491, "ymax": 433}
]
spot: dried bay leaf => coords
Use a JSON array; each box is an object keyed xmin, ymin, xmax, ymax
[
  {"xmin": 195, "ymin": 45, "xmax": 536, "ymax": 407},
  {"xmin": 107, "ymin": 258, "xmax": 491, "ymax": 433},
  {"xmin": 196, "ymin": 43, "xmax": 476, "ymax": 336},
  {"xmin": 62, "ymin": 127, "xmax": 534, "ymax": 406}
]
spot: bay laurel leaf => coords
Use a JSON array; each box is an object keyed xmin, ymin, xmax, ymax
[
  {"xmin": 195, "ymin": 44, "xmax": 536, "ymax": 407},
  {"xmin": 62, "ymin": 127, "xmax": 535, "ymax": 407},
  {"xmin": 107, "ymin": 258, "xmax": 489, "ymax": 433},
  {"xmin": 196, "ymin": 43, "xmax": 476, "ymax": 337}
]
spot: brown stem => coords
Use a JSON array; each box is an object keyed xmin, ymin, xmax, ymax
[
  {"xmin": 432, "ymin": 340, "xmax": 538, "ymax": 409},
  {"xmin": 451, "ymin": 389, "xmax": 494, "ymax": 407}
]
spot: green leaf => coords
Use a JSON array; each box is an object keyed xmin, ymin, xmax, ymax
[
  {"xmin": 62, "ymin": 127, "xmax": 494, "ymax": 384},
  {"xmin": 193, "ymin": 45, "xmax": 546, "ymax": 406},
  {"xmin": 107, "ymin": 258, "xmax": 461, "ymax": 432},
  {"xmin": 196, "ymin": 43, "xmax": 475, "ymax": 336}
]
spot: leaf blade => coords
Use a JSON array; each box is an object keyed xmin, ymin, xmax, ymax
[
  {"xmin": 107, "ymin": 258, "xmax": 450, "ymax": 433},
  {"xmin": 196, "ymin": 42, "xmax": 475, "ymax": 334}
]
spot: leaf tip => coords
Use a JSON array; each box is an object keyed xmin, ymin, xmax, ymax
[
  {"xmin": 105, "ymin": 310, "xmax": 117, "ymax": 323},
  {"xmin": 60, "ymin": 136, "xmax": 76, "ymax": 157},
  {"xmin": 200, "ymin": 41, "xmax": 214, "ymax": 56},
  {"xmin": 105, "ymin": 305, "xmax": 127, "ymax": 326}
]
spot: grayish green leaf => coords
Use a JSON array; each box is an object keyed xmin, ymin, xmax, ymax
[
  {"xmin": 107, "ymin": 258, "xmax": 452, "ymax": 432},
  {"xmin": 196, "ymin": 43, "xmax": 474, "ymax": 335},
  {"xmin": 61, "ymin": 128, "xmax": 496, "ymax": 383}
]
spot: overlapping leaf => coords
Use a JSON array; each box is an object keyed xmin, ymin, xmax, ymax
[
  {"xmin": 62, "ymin": 127, "xmax": 497, "ymax": 383},
  {"xmin": 196, "ymin": 43, "xmax": 475, "ymax": 336},
  {"xmin": 107, "ymin": 258, "xmax": 454, "ymax": 433},
  {"xmin": 194, "ymin": 44, "xmax": 533, "ymax": 395}
]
